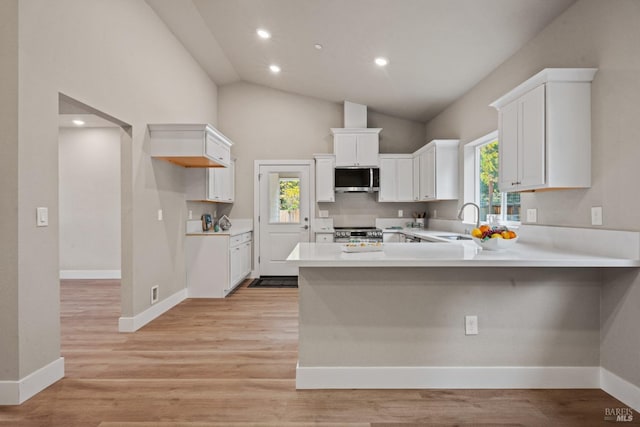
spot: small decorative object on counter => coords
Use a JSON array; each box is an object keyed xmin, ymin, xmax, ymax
[
  {"xmin": 342, "ymin": 242, "xmax": 384, "ymax": 253},
  {"xmin": 218, "ymin": 214, "xmax": 232, "ymax": 231},
  {"xmin": 470, "ymin": 225, "xmax": 518, "ymax": 250}
]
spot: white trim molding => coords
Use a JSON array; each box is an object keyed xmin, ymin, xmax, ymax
[
  {"xmin": 60, "ymin": 270, "xmax": 121, "ymax": 279},
  {"xmin": 601, "ymin": 368, "xmax": 640, "ymax": 412},
  {"xmin": 118, "ymin": 288, "xmax": 187, "ymax": 332},
  {"xmin": 0, "ymin": 357, "xmax": 64, "ymax": 405},
  {"xmin": 296, "ymin": 365, "xmax": 600, "ymax": 390}
]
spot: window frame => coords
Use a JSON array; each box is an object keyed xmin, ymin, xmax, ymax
[{"xmin": 462, "ymin": 130, "xmax": 520, "ymax": 227}]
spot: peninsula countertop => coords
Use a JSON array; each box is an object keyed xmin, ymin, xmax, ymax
[{"xmin": 286, "ymin": 241, "xmax": 640, "ymax": 268}]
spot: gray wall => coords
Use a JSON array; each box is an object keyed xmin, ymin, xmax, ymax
[
  {"xmin": 217, "ymin": 81, "xmax": 427, "ymax": 220},
  {"xmin": 9, "ymin": 0, "xmax": 218, "ymax": 380},
  {"xmin": 422, "ymin": 0, "xmax": 640, "ymax": 389},
  {"xmin": 425, "ymin": 0, "xmax": 640, "ymax": 229},
  {"xmin": 299, "ymin": 267, "xmax": 601, "ymax": 367},
  {"xmin": 0, "ymin": 0, "xmax": 19, "ymax": 381},
  {"xmin": 59, "ymin": 127, "xmax": 121, "ymax": 272}
]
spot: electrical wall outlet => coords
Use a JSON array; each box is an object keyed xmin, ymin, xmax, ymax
[
  {"xmin": 526, "ymin": 208, "xmax": 537, "ymax": 223},
  {"xmin": 591, "ymin": 206, "xmax": 603, "ymax": 226},
  {"xmin": 151, "ymin": 285, "xmax": 159, "ymax": 304},
  {"xmin": 433, "ymin": 210, "xmax": 437, "ymax": 219},
  {"xmin": 157, "ymin": 209, "xmax": 163, "ymax": 221},
  {"xmin": 398, "ymin": 210, "xmax": 403, "ymax": 217},
  {"xmin": 188, "ymin": 210, "xmax": 193, "ymax": 220},
  {"xmin": 319, "ymin": 210, "xmax": 329, "ymax": 218},
  {"xmin": 465, "ymin": 315, "xmax": 478, "ymax": 335}
]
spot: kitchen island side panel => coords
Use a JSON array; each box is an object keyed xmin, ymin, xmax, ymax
[{"xmin": 298, "ymin": 267, "xmax": 601, "ymax": 368}]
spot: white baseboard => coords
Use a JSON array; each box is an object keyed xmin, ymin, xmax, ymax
[
  {"xmin": 0, "ymin": 357, "xmax": 64, "ymax": 405},
  {"xmin": 296, "ymin": 364, "xmax": 600, "ymax": 389},
  {"xmin": 601, "ymin": 368, "xmax": 640, "ymax": 412},
  {"xmin": 118, "ymin": 288, "xmax": 187, "ymax": 332},
  {"xmin": 60, "ymin": 270, "xmax": 121, "ymax": 279}
]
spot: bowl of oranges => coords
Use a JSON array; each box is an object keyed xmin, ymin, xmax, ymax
[{"xmin": 470, "ymin": 225, "xmax": 518, "ymax": 251}]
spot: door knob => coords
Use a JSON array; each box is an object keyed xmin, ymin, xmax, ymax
[
  {"xmin": 301, "ymin": 225, "xmax": 309, "ymax": 230},
  {"xmin": 304, "ymin": 217, "xmax": 309, "ymax": 221}
]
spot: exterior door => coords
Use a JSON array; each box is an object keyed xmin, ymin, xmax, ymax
[{"xmin": 258, "ymin": 163, "xmax": 311, "ymax": 276}]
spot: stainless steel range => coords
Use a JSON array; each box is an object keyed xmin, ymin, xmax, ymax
[{"xmin": 333, "ymin": 227, "xmax": 383, "ymax": 243}]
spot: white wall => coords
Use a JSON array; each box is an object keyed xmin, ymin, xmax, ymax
[
  {"xmin": 58, "ymin": 127, "xmax": 121, "ymax": 275},
  {"xmin": 5, "ymin": 0, "xmax": 218, "ymax": 385},
  {"xmin": 217, "ymin": 81, "xmax": 427, "ymax": 220}
]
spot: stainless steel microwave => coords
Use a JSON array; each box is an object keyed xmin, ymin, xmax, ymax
[{"xmin": 334, "ymin": 168, "xmax": 379, "ymax": 193}]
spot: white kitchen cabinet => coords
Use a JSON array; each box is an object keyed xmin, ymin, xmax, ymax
[
  {"xmin": 315, "ymin": 154, "xmax": 335, "ymax": 202},
  {"xmin": 315, "ymin": 233, "xmax": 334, "ymax": 243},
  {"xmin": 490, "ymin": 68, "xmax": 597, "ymax": 192},
  {"xmin": 186, "ymin": 159, "xmax": 235, "ymax": 203},
  {"xmin": 412, "ymin": 140, "xmax": 459, "ymax": 201},
  {"xmin": 378, "ymin": 155, "xmax": 414, "ymax": 202},
  {"xmin": 186, "ymin": 231, "xmax": 252, "ymax": 298},
  {"xmin": 330, "ymin": 128, "xmax": 382, "ymax": 167},
  {"xmin": 149, "ymin": 123, "xmax": 232, "ymax": 168},
  {"xmin": 412, "ymin": 155, "xmax": 420, "ymax": 201}
]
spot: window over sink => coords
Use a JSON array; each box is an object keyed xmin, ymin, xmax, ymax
[{"xmin": 463, "ymin": 131, "xmax": 520, "ymax": 225}]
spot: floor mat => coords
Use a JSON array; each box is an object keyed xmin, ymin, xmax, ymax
[{"xmin": 248, "ymin": 276, "xmax": 298, "ymax": 288}]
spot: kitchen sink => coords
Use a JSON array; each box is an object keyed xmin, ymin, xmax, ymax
[{"xmin": 435, "ymin": 235, "xmax": 472, "ymax": 241}]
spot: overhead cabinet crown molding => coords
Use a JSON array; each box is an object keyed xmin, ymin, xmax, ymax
[
  {"xmin": 490, "ymin": 68, "xmax": 597, "ymax": 192},
  {"xmin": 149, "ymin": 123, "xmax": 232, "ymax": 168}
]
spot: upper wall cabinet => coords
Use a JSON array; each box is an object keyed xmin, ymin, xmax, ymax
[
  {"xmin": 378, "ymin": 154, "xmax": 414, "ymax": 202},
  {"xmin": 413, "ymin": 140, "xmax": 459, "ymax": 201},
  {"xmin": 490, "ymin": 68, "xmax": 597, "ymax": 192},
  {"xmin": 315, "ymin": 154, "xmax": 335, "ymax": 202},
  {"xmin": 331, "ymin": 128, "xmax": 381, "ymax": 167},
  {"xmin": 149, "ymin": 124, "xmax": 232, "ymax": 168},
  {"xmin": 185, "ymin": 159, "xmax": 235, "ymax": 203}
]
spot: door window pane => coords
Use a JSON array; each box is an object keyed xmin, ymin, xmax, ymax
[{"xmin": 268, "ymin": 173, "xmax": 300, "ymax": 223}]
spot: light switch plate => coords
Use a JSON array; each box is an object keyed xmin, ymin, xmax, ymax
[
  {"xmin": 157, "ymin": 209, "xmax": 163, "ymax": 221},
  {"xmin": 36, "ymin": 207, "xmax": 48, "ymax": 227},
  {"xmin": 319, "ymin": 210, "xmax": 329, "ymax": 218},
  {"xmin": 591, "ymin": 206, "xmax": 603, "ymax": 226},
  {"xmin": 526, "ymin": 208, "xmax": 537, "ymax": 223}
]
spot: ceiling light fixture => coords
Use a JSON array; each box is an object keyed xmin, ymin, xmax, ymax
[
  {"xmin": 72, "ymin": 119, "xmax": 85, "ymax": 126},
  {"xmin": 314, "ymin": 43, "xmax": 323, "ymax": 50},
  {"xmin": 374, "ymin": 57, "xmax": 388, "ymax": 67},
  {"xmin": 269, "ymin": 64, "xmax": 281, "ymax": 74},
  {"xmin": 256, "ymin": 28, "xmax": 271, "ymax": 39}
]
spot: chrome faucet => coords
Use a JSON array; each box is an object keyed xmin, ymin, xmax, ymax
[{"xmin": 457, "ymin": 202, "xmax": 480, "ymax": 229}]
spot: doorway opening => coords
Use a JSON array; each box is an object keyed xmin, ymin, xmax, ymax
[{"xmin": 58, "ymin": 94, "xmax": 131, "ymax": 339}]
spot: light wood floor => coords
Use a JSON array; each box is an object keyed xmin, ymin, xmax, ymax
[{"xmin": 0, "ymin": 279, "xmax": 637, "ymax": 426}]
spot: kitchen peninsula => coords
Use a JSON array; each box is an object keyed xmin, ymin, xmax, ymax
[{"xmin": 287, "ymin": 228, "xmax": 640, "ymax": 390}]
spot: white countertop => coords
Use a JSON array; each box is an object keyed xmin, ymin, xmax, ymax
[
  {"xmin": 286, "ymin": 241, "xmax": 640, "ymax": 268},
  {"xmin": 186, "ymin": 218, "xmax": 252, "ymax": 237}
]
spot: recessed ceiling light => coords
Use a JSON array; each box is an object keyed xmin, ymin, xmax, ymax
[
  {"xmin": 374, "ymin": 57, "xmax": 388, "ymax": 67},
  {"xmin": 256, "ymin": 28, "xmax": 271, "ymax": 39},
  {"xmin": 72, "ymin": 119, "xmax": 85, "ymax": 126},
  {"xmin": 314, "ymin": 43, "xmax": 323, "ymax": 50},
  {"xmin": 269, "ymin": 64, "xmax": 281, "ymax": 74}
]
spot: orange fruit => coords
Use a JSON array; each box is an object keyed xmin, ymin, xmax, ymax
[
  {"xmin": 479, "ymin": 225, "xmax": 490, "ymax": 233},
  {"xmin": 508, "ymin": 231, "xmax": 517, "ymax": 239},
  {"xmin": 491, "ymin": 233, "xmax": 503, "ymax": 239},
  {"xmin": 471, "ymin": 228, "xmax": 483, "ymax": 238}
]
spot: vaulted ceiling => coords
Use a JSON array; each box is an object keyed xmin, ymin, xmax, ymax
[{"xmin": 147, "ymin": 0, "xmax": 577, "ymax": 122}]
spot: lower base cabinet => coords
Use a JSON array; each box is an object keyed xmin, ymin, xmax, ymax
[{"xmin": 186, "ymin": 231, "xmax": 252, "ymax": 298}]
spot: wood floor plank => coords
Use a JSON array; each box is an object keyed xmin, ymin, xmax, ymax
[{"xmin": 0, "ymin": 278, "xmax": 637, "ymax": 426}]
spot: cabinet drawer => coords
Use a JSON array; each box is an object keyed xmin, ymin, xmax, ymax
[{"xmin": 230, "ymin": 232, "xmax": 252, "ymax": 247}]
